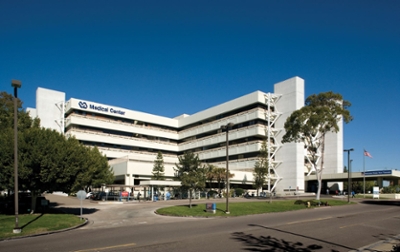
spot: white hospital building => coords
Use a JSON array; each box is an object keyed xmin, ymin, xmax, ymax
[{"xmin": 27, "ymin": 76, "xmax": 343, "ymax": 195}]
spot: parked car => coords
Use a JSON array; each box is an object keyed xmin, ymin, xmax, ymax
[
  {"xmin": 86, "ymin": 192, "xmax": 93, "ymax": 199},
  {"xmin": 91, "ymin": 191, "xmax": 120, "ymax": 201}
]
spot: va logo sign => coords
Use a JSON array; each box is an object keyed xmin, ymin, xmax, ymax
[{"xmin": 78, "ymin": 101, "xmax": 88, "ymax": 109}]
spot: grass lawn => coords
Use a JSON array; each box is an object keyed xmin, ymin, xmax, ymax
[
  {"xmin": 0, "ymin": 213, "xmax": 85, "ymax": 240},
  {"xmin": 156, "ymin": 199, "xmax": 352, "ymax": 217}
]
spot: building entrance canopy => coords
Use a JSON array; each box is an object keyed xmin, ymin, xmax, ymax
[{"xmin": 139, "ymin": 180, "xmax": 181, "ymax": 187}]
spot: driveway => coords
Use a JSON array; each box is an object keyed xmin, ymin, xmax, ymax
[{"xmin": 45, "ymin": 193, "xmax": 217, "ymax": 229}]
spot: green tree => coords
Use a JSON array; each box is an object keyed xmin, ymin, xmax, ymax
[
  {"xmin": 214, "ymin": 167, "xmax": 225, "ymax": 193},
  {"xmin": 205, "ymin": 164, "xmax": 217, "ymax": 189},
  {"xmin": 152, "ymin": 151, "xmax": 165, "ymax": 180},
  {"xmin": 253, "ymin": 139, "xmax": 269, "ymax": 197},
  {"xmin": 345, "ymin": 181, "xmax": 375, "ymax": 194},
  {"xmin": 0, "ymin": 91, "xmax": 36, "ymax": 191},
  {"xmin": 174, "ymin": 151, "xmax": 206, "ymax": 208},
  {"xmin": 205, "ymin": 164, "xmax": 234, "ymax": 195},
  {"xmin": 18, "ymin": 127, "xmax": 72, "ymax": 211},
  {"xmin": 72, "ymin": 144, "xmax": 114, "ymax": 192},
  {"xmin": 152, "ymin": 151, "xmax": 165, "ymax": 193},
  {"xmin": 18, "ymin": 127, "xmax": 114, "ymax": 212},
  {"xmin": 213, "ymin": 167, "xmax": 234, "ymax": 194},
  {"xmin": 0, "ymin": 91, "xmax": 114, "ymax": 212},
  {"xmin": 282, "ymin": 91, "xmax": 352, "ymax": 201}
]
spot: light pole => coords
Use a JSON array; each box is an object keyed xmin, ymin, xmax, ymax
[
  {"xmin": 221, "ymin": 122, "xmax": 234, "ymax": 214},
  {"xmin": 11, "ymin": 79, "xmax": 22, "ymax": 233},
  {"xmin": 344, "ymin": 148, "xmax": 354, "ymax": 203}
]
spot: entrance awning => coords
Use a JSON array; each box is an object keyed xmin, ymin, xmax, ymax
[{"xmin": 139, "ymin": 180, "xmax": 181, "ymax": 187}]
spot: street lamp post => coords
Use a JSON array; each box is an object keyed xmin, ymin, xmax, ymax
[
  {"xmin": 221, "ymin": 123, "xmax": 234, "ymax": 214},
  {"xmin": 11, "ymin": 79, "xmax": 22, "ymax": 233},
  {"xmin": 344, "ymin": 148, "xmax": 354, "ymax": 203}
]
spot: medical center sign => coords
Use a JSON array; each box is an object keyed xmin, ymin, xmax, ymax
[{"xmin": 78, "ymin": 101, "xmax": 126, "ymax": 115}]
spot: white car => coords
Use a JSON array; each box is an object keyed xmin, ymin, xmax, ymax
[{"xmin": 86, "ymin": 192, "xmax": 93, "ymax": 199}]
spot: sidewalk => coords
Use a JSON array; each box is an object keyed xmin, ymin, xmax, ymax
[{"xmin": 351, "ymin": 234, "xmax": 400, "ymax": 252}]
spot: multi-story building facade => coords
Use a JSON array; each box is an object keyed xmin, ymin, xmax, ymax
[{"xmin": 27, "ymin": 76, "xmax": 343, "ymax": 195}]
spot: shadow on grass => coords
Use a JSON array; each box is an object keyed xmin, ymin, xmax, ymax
[
  {"xmin": 230, "ymin": 224, "xmax": 355, "ymax": 252},
  {"xmin": 20, "ymin": 213, "xmax": 44, "ymax": 229}
]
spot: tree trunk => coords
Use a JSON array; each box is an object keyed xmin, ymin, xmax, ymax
[
  {"xmin": 316, "ymin": 133, "xmax": 326, "ymax": 202},
  {"xmin": 316, "ymin": 170, "xmax": 322, "ymax": 201},
  {"xmin": 189, "ymin": 190, "xmax": 192, "ymax": 208},
  {"xmin": 30, "ymin": 191, "xmax": 37, "ymax": 214}
]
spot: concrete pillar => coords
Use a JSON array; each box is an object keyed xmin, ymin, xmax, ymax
[
  {"xmin": 125, "ymin": 174, "xmax": 130, "ymax": 186},
  {"xmin": 274, "ymin": 77, "xmax": 305, "ymax": 193},
  {"xmin": 377, "ymin": 177, "xmax": 383, "ymax": 188}
]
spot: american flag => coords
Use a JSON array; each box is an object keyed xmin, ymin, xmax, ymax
[{"xmin": 364, "ymin": 150, "xmax": 372, "ymax": 158}]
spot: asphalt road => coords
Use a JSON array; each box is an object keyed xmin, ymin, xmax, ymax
[{"xmin": 1, "ymin": 195, "xmax": 399, "ymax": 252}]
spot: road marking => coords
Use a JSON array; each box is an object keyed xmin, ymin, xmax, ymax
[
  {"xmin": 340, "ymin": 223, "xmax": 359, "ymax": 229},
  {"xmin": 74, "ymin": 243, "xmax": 136, "ymax": 252},
  {"xmin": 286, "ymin": 217, "xmax": 332, "ymax": 225}
]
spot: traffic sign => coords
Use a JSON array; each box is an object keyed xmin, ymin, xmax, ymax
[{"xmin": 77, "ymin": 190, "xmax": 86, "ymax": 200}]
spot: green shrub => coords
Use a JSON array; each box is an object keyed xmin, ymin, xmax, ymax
[
  {"xmin": 382, "ymin": 186, "xmax": 400, "ymax": 194},
  {"xmin": 293, "ymin": 200, "xmax": 329, "ymax": 207},
  {"xmin": 234, "ymin": 188, "xmax": 244, "ymax": 197}
]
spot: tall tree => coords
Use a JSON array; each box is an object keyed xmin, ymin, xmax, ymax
[
  {"xmin": 174, "ymin": 151, "xmax": 206, "ymax": 208},
  {"xmin": 0, "ymin": 91, "xmax": 36, "ymax": 191},
  {"xmin": 152, "ymin": 151, "xmax": 165, "ymax": 193},
  {"xmin": 253, "ymin": 139, "xmax": 269, "ymax": 196},
  {"xmin": 72, "ymin": 144, "xmax": 114, "ymax": 192},
  {"xmin": 0, "ymin": 91, "xmax": 114, "ymax": 212},
  {"xmin": 152, "ymin": 151, "xmax": 165, "ymax": 180},
  {"xmin": 212, "ymin": 167, "xmax": 234, "ymax": 194},
  {"xmin": 282, "ymin": 91, "xmax": 352, "ymax": 201},
  {"xmin": 205, "ymin": 164, "xmax": 217, "ymax": 189},
  {"xmin": 214, "ymin": 167, "xmax": 225, "ymax": 194}
]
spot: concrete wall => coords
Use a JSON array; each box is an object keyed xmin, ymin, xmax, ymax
[
  {"xmin": 274, "ymin": 77, "xmax": 305, "ymax": 192},
  {"xmin": 36, "ymin": 87, "xmax": 66, "ymax": 133}
]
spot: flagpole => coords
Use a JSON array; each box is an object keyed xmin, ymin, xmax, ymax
[{"xmin": 363, "ymin": 149, "xmax": 365, "ymax": 198}]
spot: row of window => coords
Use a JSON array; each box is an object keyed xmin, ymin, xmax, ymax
[
  {"xmin": 66, "ymin": 101, "xmax": 279, "ymax": 164},
  {"xmin": 66, "ymin": 102, "xmax": 275, "ymax": 135},
  {"xmin": 82, "ymin": 140, "xmax": 262, "ymax": 164}
]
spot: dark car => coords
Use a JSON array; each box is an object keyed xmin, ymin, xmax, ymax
[
  {"xmin": 1, "ymin": 194, "xmax": 49, "ymax": 214},
  {"xmin": 92, "ymin": 191, "xmax": 120, "ymax": 201}
]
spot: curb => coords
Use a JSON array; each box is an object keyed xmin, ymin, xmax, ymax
[
  {"xmin": 350, "ymin": 234, "xmax": 400, "ymax": 252},
  {"xmin": 0, "ymin": 216, "xmax": 89, "ymax": 242}
]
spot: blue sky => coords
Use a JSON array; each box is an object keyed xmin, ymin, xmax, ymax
[{"xmin": 1, "ymin": 1, "xmax": 399, "ymax": 172}]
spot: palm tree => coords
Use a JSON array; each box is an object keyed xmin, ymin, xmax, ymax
[
  {"xmin": 214, "ymin": 167, "xmax": 234, "ymax": 195},
  {"xmin": 205, "ymin": 164, "xmax": 217, "ymax": 189}
]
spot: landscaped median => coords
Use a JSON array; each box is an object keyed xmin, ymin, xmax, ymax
[
  {"xmin": 0, "ymin": 213, "xmax": 85, "ymax": 240},
  {"xmin": 155, "ymin": 199, "xmax": 353, "ymax": 217}
]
